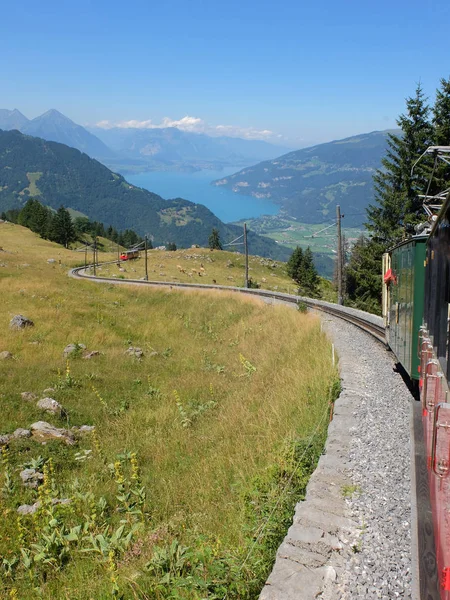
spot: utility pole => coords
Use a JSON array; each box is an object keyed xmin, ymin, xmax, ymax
[
  {"xmin": 144, "ymin": 235, "xmax": 148, "ymax": 281},
  {"xmin": 336, "ymin": 205, "xmax": 343, "ymax": 305},
  {"xmin": 117, "ymin": 243, "xmax": 120, "ymax": 266},
  {"xmin": 93, "ymin": 237, "xmax": 97, "ymax": 276},
  {"xmin": 84, "ymin": 244, "xmax": 87, "ymax": 269},
  {"xmin": 244, "ymin": 223, "xmax": 249, "ymax": 288}
]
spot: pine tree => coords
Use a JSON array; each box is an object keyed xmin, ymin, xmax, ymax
[
  {"xmin": 301, "ymin": 247, "xmax": 320, "ymax": 297},
  {"xmin": 208, "ymin": 228, "xmax": 222, "ymax": 250},
  {"xmin": 367, "ymin": 83, "xmax": 432, "ymax": 246},
  {"xmin": 287, "ymin": 246, "xmax": 320, "ymax": 297},
  {"xmin": 345, "ymin": 236, "xmax": 384, "ymax": 315},
  {"xmin": 286, "ymin": 246, "xmax": 304, "ymax": 282},
  {"xmin": 48, "ymin": 206, "xmax": 77, "ymax": 248},
  {"xmin": 430, "ymin": 77, "xmax": 450, "ymax": 194}
]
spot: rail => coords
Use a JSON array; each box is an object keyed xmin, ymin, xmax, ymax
[{"xmin": 69, "ymin": 265, "xmax": 386, "ymax": 344}]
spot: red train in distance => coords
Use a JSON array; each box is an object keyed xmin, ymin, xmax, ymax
[{"xmin": 120, "ymin": 249, "xmax": 140, "ymax": 261}]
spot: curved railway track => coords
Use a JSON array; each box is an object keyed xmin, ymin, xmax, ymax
[
  {"xmin": 69, "ymin": 265, "xmax": 386, "ymax": 343},
  {"xmin": 70, "ymin": 264, "xmax": 437, "ymax": 598}
]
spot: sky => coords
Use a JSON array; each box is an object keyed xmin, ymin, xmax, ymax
[{"xmin": 2, "ymin": 0, "xmax": 450, "ymax": 148}]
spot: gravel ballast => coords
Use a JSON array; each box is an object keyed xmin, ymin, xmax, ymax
[{"xmin": 260, "ymin": 314, "xmax": 414, "ymax": 600}]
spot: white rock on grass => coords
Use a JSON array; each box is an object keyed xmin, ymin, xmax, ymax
[
  {"xmin": 0, "ymin": 351, "xmax": 13, "ymax": 360},
  {"xmin": 13, "ymin": 428, "xmax": 31, "ymax": 439},
  {"xmin": 37, "ymin": 397, "xmax": 65, "ymax": 416},
  {"xmin": 30, "ymin": 421, "xmax": 75, "ymax": 445},
  {"xmin": 20, "ymin": 468, "xmax": 44, "ymax": 488},
  {"xmin": 125, "ymin": 347, "xmax": 144, "ymax": 358},
  {"xmin": 17, "ymin": 497, "xmax": 71, "ymax": 515},
  {"xmin": 9, "ymin": 315, "xmax": 34, "ymax": 330},
  {"xmin": 21, "ymin": 392, "xmax": 37, "ymax": 401},
  {"xmin": 63, "ymin": 343, "xmax": 86, "ymax": 357}
]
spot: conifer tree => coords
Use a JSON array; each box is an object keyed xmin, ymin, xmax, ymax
[
  {"xmin": 287, "ymin": 246, "xmax": 320, "ymax": 297},
  {"xmin": 430, "ymin": 77, "xmax": 450, "ymax": 194},
  {"xmin": 208, "ymin": 228, "xmax": 222, "ymax": 250},
  {"xmin": 49, "ymin": 206, "xmax": 77, "ymax": 248},
  {"xmin": 367, "ymin": 83, "xmax": 432, "ymax": 246}
]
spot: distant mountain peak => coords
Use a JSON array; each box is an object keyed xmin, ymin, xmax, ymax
[{"xmin": 0, "ymin": 108, "xmax": 29, "ymax": 131}]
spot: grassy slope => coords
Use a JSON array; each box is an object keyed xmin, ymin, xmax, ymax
[
  {"xmin": 93, "ymin": 247, "xmax": 337, "ymax": 302},
  {"xmin": 0, "ymin": 223, "xmax": 337, "ymax": 599}
]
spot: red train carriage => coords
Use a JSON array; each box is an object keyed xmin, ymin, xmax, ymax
[{"xmin": 120, "ymin": 249, "xmax": 140, "ymax": 261}]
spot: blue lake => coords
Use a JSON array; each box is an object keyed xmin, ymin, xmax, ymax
[{"xmin": 126, "ymin": 167, "xmax": 279, "ymax": 223}]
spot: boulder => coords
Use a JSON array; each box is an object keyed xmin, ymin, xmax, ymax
[
  {"xmin": 47, "ymin": 258, "xmax": 56, "ymax": 264},
  {"xmin": 37, "ymin": 397, "xmax": 66, "ymax": 416},
  {"xmin": 0, "ymin": 351, "xmax": 13, "ymax": 360},
  {"xmin": 21, "ymin": 392, "xmax": 37, "ymax": 401},
  {"xmin": 9, "ymin": 315, "xmax": 34, "ymax": 330},
  {"xmin": 0, "ymin": 434, "xmax": 11, "ymax": 446},
  {"xmin": 20, "ymin": 468, "xmax": 44, "ymax": 489},
  {"xmin": 82, "ymin": 351, "xmax": 100, "ymax": 360},
  {"xmin": 125, "ymin": 347, "xmax": 144, "ymax": 358},
  {"xmin": 17, "ymin": 497, "xmax": 71, "ymax": 515},
  {"xmin": 30, "ymin": 421, "xmax": 75, "ymax": 445},
  {"xmin": 63, "ymin": 343, "xmax": 86, "ymax": 357},
  {"xmin": 13, "ymin": 428, "xmax": 31, "ymax": 439}
]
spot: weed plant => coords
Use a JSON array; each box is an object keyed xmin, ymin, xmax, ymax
[{"xmin": 0, "ymin": 223, "xmax": 338, "ymax": 598}]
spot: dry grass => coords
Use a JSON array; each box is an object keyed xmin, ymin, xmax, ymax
[{"xmin": 0, "ymin": 222, "xmax": 337, "ymax": 599}]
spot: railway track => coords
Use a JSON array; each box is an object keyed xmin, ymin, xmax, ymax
[{"xmin": 69, "ymin": 265, "xmax": 386, "ymax": 343}]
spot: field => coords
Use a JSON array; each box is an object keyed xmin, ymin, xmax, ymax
[
  {"xmin": 235, "ymin": 215, "xmax": 365, "ymax": 255},
  {"xmin": 0, "ymin": 222, "xmax": 338, "ymax": 599},
  {"xmin": 90, "ymin": 247, "xmax": 337, "ymax": 302}
]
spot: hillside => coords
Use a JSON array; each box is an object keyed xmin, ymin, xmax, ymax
[
  {"xmin": 0, "ymin": 129, "xmax": 291, "ymax": 261},
  {"xmin": 213, "ymin": 130, "xmax": 393, "ymax": 226},
  {"xmin": 20, "ymin": 109, "xmax": 113, "ymax": 159},
  {"xmin": 0, "ymin": 222, "xmax": 336, "ymax": 599},
  {"xmin": 89, "ymin": 125, "xmax": 292, "ymax": 173}
]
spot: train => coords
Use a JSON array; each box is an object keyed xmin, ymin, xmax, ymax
[
  {"xmin": 382, "ymin": 147, "xmax": 450, "ymax": 598},
  {"xmin": 120, "ymin": 249, "xmax": 140, "ymax": 261}
]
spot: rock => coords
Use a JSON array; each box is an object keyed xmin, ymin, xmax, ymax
[
  {"xmin": 20, "ymin": 468, "xmax": 44, "ymax": 488},
  {"xmin": 82, "ymin": 351, "xmax": 100, "ymax": 360},
  {"xmin": 43, "ymin": 388, "xmax": 55, "ymax": 394},
  {"xmin": 30, "ymin": 421, "xmax": 75, "ymax": 445},
  {"xmin": 47, "ymin": 258, "xmax": 56, "ymax": 264},
  {"xmin": 0, "ymin": 434, "xmax": 11, "ymax": 446},
  {"xmin": 72, "ymin": 425, "xmax": 95, "ymax": 433},
  {"xmin": 148, "ymin": 351, "xmax": 158, "ymax": 358},
  {"xmin": 125, "ymin": 347, "xmax": 144, "ymax": 358},
  {"xmin": 37, "ymin": 397, "xmax": 66, "ymax": 416},
  {"xmin": 79, "ymin": 425, "xmax": 95, "ymax": 432},
  {"xmin": 9, "ymin": 315, "xmax": 34, "ymax": 330},
  {"xmin": 63, "ymin": 343, "xmax": 86, "ymax": 357},
  {"xmin": 0, "ymin": 351, "xmax": 13, "ymax": 360},
  {"xmin": 21, "ymin": 392, "xmax": 37, "ymax": 401},
  {"xmin": 17, "ymin": 502, "xmax": 40, "ymax": 515},
  {"xmin": 13, "ymin": 428, "xmax": 31, "ymax": 439},
  {"xmin": 17, "ymin": 497, "xmax": 71, "ymax": 515}
]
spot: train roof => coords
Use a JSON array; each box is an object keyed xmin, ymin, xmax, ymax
[{"xmin": 387, "ymin": 234, "xmax": 428, "ymax": 253}]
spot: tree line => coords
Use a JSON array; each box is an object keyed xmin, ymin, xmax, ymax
[
  {"xmin": 345, "ymin": 77, "xmax": 450, "ymax": 313},
  {"xmin": 1, "ymin": 199, "xmax": 147, "ymax": 249}
]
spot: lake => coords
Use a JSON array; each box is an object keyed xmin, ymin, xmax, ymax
[{"xmin": 126, "ymin": 167, "xmax": 279, "ymax": 223}]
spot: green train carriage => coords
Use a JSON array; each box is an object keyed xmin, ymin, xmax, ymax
[{"xmin": 382, "ymin": 235, "xmax": 427, "ymax": 380}]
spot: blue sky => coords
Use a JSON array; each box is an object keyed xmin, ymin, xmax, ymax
[{"xmin": 2, "ymin": 0, "xmax": 450, "ymax": 147}]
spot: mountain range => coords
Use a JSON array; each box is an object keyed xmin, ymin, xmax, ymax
[
  {"xmin": 0, "ymin": 128, "xmax": 292, "ymax": 262},
  {"xmin": 213, "ymin": 130, "xmax": 393, "ymax": 226},
  {"xmin": 0, "ymin": 108, "xmax": 290, "ymax": 172}
]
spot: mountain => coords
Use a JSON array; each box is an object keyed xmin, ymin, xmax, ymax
[
  {"xmin": 0, "ymin": 129, "xmax": 292, "ymax": 261},
  {"xmin": 20, "ymin": 109, "xmax": 113, "ymax": 159},
  {"xmin": 0, "ymin": 109, "xmax": 29, "ymax": 130},
  {"xmin": 89, "ymin": 126, "xmax": 292, "ymax": 172},
  {"xmin": 212, "ymin": 130, "xmax": 393, "ymax": 226}
]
